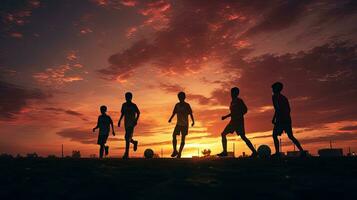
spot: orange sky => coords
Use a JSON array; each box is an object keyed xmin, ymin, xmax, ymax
[{"xmin": 1, "ymin": 0, "xmax": 357, "ymax": 157}]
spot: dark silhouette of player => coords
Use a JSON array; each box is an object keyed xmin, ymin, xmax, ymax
[
  {"xmin": 168, "ymin": 92, "xmax": 194, "ymax": 158},
  {"xmin": 271, "ymin": 82, "xmax": 305, "ymax": 157},
  {"xmin": 118, "ymin": 92, "xmax": 140, "ymax": 159},
  {"xmin": 217, "ymin": 87, "xmax": 257, "ymax": 157},
  {"xmin": 93, "ymin": 105, "xmax": 115, "ymax": 159}
]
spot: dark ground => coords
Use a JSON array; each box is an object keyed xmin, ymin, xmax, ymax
[{"xmin": 0, "ymin": 157, "xmax": 356, "ymax": 200}]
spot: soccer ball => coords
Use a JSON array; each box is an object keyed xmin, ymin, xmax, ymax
[
  {"xmin": 144, "ymin": 149, "xmax": 154, "ymax": 158},
  {"xmin": 257, "ymin": 145, "xmax": 271, "ymax": 158}
]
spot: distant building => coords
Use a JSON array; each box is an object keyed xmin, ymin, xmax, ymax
[{"xmin": 318, "ymin": 148, "xmax": 343, "ymax": 157}]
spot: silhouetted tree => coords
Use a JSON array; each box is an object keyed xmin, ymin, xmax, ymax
[
  {"xmin": 0, "ymin": 153, "xmax": 13, "ymax": 159},
  {"xmin": 47, "ymin": 155, "xmax": 57, "ymax": 159},
  {"xmin": 26, "ymin": 152, "xmax": 38, "ymax": 158}
]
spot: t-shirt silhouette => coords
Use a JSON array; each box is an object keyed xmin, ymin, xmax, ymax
[
  {"xmin": 98, "ymin": 114, "xmax": 113, "ymax": 135},
  {"xmin": 174, "ymin": 102, "xmax": 192, "ymax": 126},
  {"xmin": 230, "ymin": 98, "xmax": 247, "ymax": 125},
  {"xmin": 272, "ymin": 94, "xmax": 291, "ymax": 124},
  {"xmin": 121, "ymin": 102, "xmax": 139, "ymax": 128}
]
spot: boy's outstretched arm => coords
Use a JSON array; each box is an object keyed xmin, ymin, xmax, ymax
[
  {"xmin": 110, "ymin": 118, "xmax": 115, "ymax": 136},
  {"xmin": 118, "ymin": 113, "xmax": 124, "ymax": 127},
  {"xmin": 168, "ymin": 108, "xmax": 176, "ymax": 123},
  {"xmin": 190, "ymin": 113, "xmax": 195, "ymax": 127},
  {"xmin": 222, "ymin": 113, "xmax": 231, "ymax": 120},
  {"xmin": 93, "ymin": 117, "xmax": 99, "ymax": 132},
  {"xmin": 135, "ymin": 107, "xmax": 140, "ymax": 126}
]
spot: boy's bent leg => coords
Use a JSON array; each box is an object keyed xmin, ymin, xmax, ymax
[
  {"xmin": 272, "ymin": 126, "xmax": 283, "ymax": 155},
  {"xmin": 219, "ymin": 124, "xmax": 233, "ymax": 155},
  {"xmin": 126, "ymin": 127, "xmax": 138, "ymax": 151},
  {"xmin": 286, "ymin": 126, "xmax": 304, "ymax": 152},
  {"xmin": 171, "ymin": 134, "xmax": 178, "ymax": 157},
  {"xmin": 171, "ymin": 126, "xmax": 180, "ymax": 157},
  {"xmin": 99, "ymin": 144, "xmax": 105, "ymax": 158},
  {"xmin": 177, "ymin": 127, "xmax": 188, "ymax": 158},
  {"xmin": 240, "ymin": 131, "xmax": 257, "ymax": 155}
]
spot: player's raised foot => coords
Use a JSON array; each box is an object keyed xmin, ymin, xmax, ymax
[
  {"xmin": 217, "ymin": 151, "xmax": 228, "ymax": 157},
  {"xmin": 133, "ymin": 141, "xmax": 138, "ymax": 151},
  {"xmin": 171, "ymin": 151, "xmax": 178, "ymax": 158},
  {"xmin": 105, "ymin": 146, "xmax": 109, "ymax": 156},
  {"xmin": 250, "ymin": 151, "xmax": 258, "ymax": 158}
]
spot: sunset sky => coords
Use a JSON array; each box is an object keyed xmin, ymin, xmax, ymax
[{"xmin": 1, "ymin": 0, "xmax": 357, "ymax": 157}]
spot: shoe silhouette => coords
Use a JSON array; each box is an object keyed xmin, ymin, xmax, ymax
[
  {"xmin": 171, "ymin": 151, "xmax": 178, "ymax": 158},
  {"xmin": 217, "ymin": 151, "xmax": 228, "ymax": 157}
]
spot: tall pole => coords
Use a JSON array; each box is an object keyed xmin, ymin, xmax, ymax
[{"xmin": 161, "ymin": 148, "xmax": 163, "ymax": 158}]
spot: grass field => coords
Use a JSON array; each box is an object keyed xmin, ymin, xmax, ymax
[{"xmin": 0, "ymin": 157, "xmax": 356, "ymax": 199}]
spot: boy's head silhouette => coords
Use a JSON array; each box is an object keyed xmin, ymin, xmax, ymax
[
  {"xmin": 272, "ymin": 82, "xmax": 283, "ymax": 94},
  {"xmin": 231, "ymin": 87, "xmax": 240, "ymax": 99},
  {"xmin": 125, "ymin": 92, "xmax": 133, "ymax": 102},
  {"xmin": 178, "ymin": 91, "xmax": 186, "ymax": 102},
  {"xmin": 100, "ymin": 105, "xmax": 107, "ymax": 114}
]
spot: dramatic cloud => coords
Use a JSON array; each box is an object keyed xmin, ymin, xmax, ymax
[
  {"xmin": 0, "ymin": 80, "xmax": 49, "ymax": 120},
  {"xmin": 33, "ymin": 51, "xmax": 86, "ymax": 88},
  {"xmin": 241, "ymin": 0, "xmax": 312, "ymax": 38},
  {"xmin": 43, "ymin": 107, "xmax": 88, "ymax": 121},
  {"xmin": 0, "ymin": 0, "xmax": 41, "ymax": 38}
]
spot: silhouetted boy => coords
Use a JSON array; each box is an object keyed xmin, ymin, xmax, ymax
[
  {"xmin": 271, "ymin": 82, "xmax": 305, "ymax": 157},
  {"xmin": 93, "ymin": 105, "xmax": 115, "ymax": 159},
  {"xmin": 118, "ymin": 92, "xmax": 140, "ymax": 159},
  {"xmin": 168, "ymin": 92, "xmax": 194, "ymax": 158},
  {"xmin": 217, "ymin": 87, "xmax": 257, "ymax": 157}
]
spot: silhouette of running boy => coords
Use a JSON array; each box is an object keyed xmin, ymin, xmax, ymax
[
  {"xmin": 217, "ymin": 87, "xmax": 257, "ymax": 157},
  {"xmin": 118, "ymin": 92, "xmax": 140, "ymax": 159},
  {"xmin": 168, "ymin": 92, "xmax": 194, "ymax": 158},
  {"xmin": 271, "ymin": 82, "xmax": 305, "ymax": 157},
  {"xmin": 93, "ymin": 105, "xmax": 115, "ymax": 159}
]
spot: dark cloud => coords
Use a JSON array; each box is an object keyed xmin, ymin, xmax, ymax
[
  {"xmin": 44, "ymin": 107, "xmax": 83, "ymax": 116},
  {"xmin": 56, "ymin": 127, "xmax": 123, "ymax": 144},
  {"xmin": 0, "ymin": 80, "xmax": 49, "ymax": 120},
  {"xmin": 159, "ymin": 82, "xmax": 184, "ymax": 93},
  {"xmin": 339, "ymin": 125, "xmax": 357, "ymax": 131},
  {"xmin": 0, "ymin": 0, "xmax": 41, "ymax": 37},
  {"xmin": 241, "ymin": 0, "xmax": 312, "ymax": 38},
  {"xmin": 299, "ymin": 132, "xmax": 357, "ymax": 144},
  {"xmin": 98, "ymin": 0, "xmax": 270, "ymax": 79}
]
